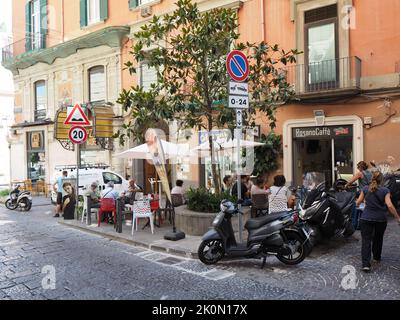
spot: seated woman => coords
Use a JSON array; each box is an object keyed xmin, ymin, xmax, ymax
[
  {"xmin": 250, "ymin": 176, "xmax": 269, "ymax": 217},
  {"xmin": 268, "ymin": 175, "xmax": 294, "ymax": 214},
  {"xmin": 251, "ymin": 176, "xmax": 269, "ymax": 195}
]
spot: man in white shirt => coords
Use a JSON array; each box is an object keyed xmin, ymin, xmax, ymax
[
  {"xmin": 171, "ymin": 179, "xmax": 186, "ymax": 205},
  {"xmin": 101, "ymin": 181, "xmax": 119, "ymax": 200}
]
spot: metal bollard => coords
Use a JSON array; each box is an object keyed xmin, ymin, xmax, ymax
[
  {"xmin": 115, "ymin": 198, "xmax": 122, "ymax": 233},
  {"xmin": 86, "ymin": 195, "xmax": 92, "ymax": 225}
]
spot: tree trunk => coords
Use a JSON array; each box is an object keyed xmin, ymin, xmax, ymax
[{"xmin": 208, "ymin": 116, "xmax": 221, "ymax": 195}]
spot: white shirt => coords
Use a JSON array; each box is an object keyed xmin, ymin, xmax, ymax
[
  {"xmin": 171, "ymin": 186, "xmax": 184, "ymax": 196},
  {"xmin": 268, "ymin": 186, "xmax": 290, "ymax": 213}
]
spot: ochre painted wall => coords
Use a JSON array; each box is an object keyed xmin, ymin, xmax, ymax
[{"xmin": 350, "ymin": 0, "xmax": 400, "ymax": 77}]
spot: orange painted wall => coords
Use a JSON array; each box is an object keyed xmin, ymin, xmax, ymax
[
  {"xmin": 350, "ymin": 0, "xmax": 400, "ymax": 77},
  {"xmin": 264, "ymin": 0, "xmax": 295, "ymax": 51}
]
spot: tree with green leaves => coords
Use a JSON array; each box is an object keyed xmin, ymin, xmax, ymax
[{"xmin": 116, "ymin": 0, "xmax": 300, "ymax": 194}]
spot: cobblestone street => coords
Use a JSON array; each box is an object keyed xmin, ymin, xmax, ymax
[{"xmin": 0, "ymin": 203, "xmax": 399, "ymax": 300}]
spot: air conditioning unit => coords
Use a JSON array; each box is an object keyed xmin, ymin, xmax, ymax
[{"xmin": 140, "ymin": 6, "xmax": 152, "ymax": 17}]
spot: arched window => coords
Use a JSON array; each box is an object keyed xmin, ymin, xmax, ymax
[
  {"xmin": 34, "ymin": 80, "xmax": 47, "ymax": 121},
  {"xmin": 88, "ymin": 65, "xmax": 106, "ymax": 103}
]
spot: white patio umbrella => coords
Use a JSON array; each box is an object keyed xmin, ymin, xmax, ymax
[{"xmin": 114, "ymin": 140, "xmax": 191, "ymax": 160}]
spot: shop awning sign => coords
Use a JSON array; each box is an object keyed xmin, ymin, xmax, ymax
[
  {"xmin": 64, "ymin": 104, "xmax": 90, "ymax": 126},
  {"xmin": 293, "ymin": 126, "xmax": 353, "ymax": 139}
]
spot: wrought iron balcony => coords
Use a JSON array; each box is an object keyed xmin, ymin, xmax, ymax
[
  {"xmin": 285, "ymin": 56, "xmax": 361, "ymax": 99},
  {"xmin": 1, "ymin": 33, "xmax": 46, "ymax": 64},
  {"xmin": 34, "ymin": 109, "xmax": 47, "ymax": 122}
]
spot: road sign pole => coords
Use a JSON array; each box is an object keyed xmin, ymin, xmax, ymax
[
  {"xmin": 227, "ymin": 50, "xmax": 249, "ymax": 244},
  {"xmin": 236, "ymin": 112, "xmax": 243, "ymax": 243},
  {"xmin": 75, "ymin": 143, "xmax": 80, "ymax": 220}
]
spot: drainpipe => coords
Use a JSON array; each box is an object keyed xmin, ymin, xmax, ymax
[
  {"xmin": 260, "ymin": 0, "xmax": 265, "ymax": 41},
  {"xmin": 62, "ymin": 0, "xmax": 65, "ymax": 42}
]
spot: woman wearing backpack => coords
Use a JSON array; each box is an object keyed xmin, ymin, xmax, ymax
[{"xmin": 356, "ymin": 171, "xmax": 400, "ymax": 272}]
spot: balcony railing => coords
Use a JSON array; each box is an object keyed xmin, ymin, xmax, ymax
[
  {"xmin": 285, "ymin": 56, "xmax": 361, "ymax": 98},
  {"xmin": 1, "ymin": 33, "xmax": 46, "ymax": 64},
  {"xmin": 34, "ymin": 109, "xmax": 47, "ymax": 122}
]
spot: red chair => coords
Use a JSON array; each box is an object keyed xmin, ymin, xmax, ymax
[
  {"xmin": 98, "ymin": 198, "xmax": 116, "ymax": 227},
  {"xmin": 150, "ymin": 195, "xmax": 161, "ymax": 225}
]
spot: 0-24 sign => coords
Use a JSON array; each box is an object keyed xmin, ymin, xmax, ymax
[
  {"xmin": 228, "ymin": 95, "xmax": 249, "ymax": 109},
  {"xmin": 68, "ymin": 126, "xmax": 88, "ymax": 144}
]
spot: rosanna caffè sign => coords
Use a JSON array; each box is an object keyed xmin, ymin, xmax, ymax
[{"xmin": 292, "ymin": 125, "xmax": 353, "ymax": 139}]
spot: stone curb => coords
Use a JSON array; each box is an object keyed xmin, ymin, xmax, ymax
[{"xmin": 58, "ymin": 221, "xmax": 198, "ymax": 259}]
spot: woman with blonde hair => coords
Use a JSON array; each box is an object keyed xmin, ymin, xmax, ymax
[{"xmin": 356, "ymin": 171, "xmax": 400, "ymax": 272}]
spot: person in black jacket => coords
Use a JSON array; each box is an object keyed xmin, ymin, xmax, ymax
[{"xmin": 356, "ymin": 171, "xmax": 400, "ymax": 272}]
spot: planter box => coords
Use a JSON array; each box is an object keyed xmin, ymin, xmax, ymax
[{"xmin": 174, "ymin": 205, "xmax": 251, "ymax": 236}]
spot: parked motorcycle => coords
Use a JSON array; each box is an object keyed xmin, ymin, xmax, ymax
[
  {"xmin": 198, "ymin": 200, "xmax": 311, "ymax": 267},
  {"xmin": 298, "ymin": 180, "xmax": 355, "ymax": 244},
  {"xmin": 5, "ymin": 185, "xmax": 32, "ymax": 211}
]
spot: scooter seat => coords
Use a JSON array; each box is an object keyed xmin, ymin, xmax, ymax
[
  {"xmin": 245, "ymin": 211, "xmax": 289, "ymax": 230},
  {"xmin": 335, "ymin": 192, "xmax": 355, "ymax": 210}
]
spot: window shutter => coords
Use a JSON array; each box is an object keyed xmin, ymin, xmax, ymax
[
  {"xmin": 80, "ymin": 0, "xmax": 88, "ymax": 28},
  {"xmin": 100, "ymin": 0, "xmax": 109, "ymax": 21},
  {"xmin": 25, "ymin": 1, "xmax": 32, "ymax": 51},
  {"xmin": 129, "ymin": 0, "xmax": 138, "ymax": 9},
  {"xmin": 40, "ymin": 0, "xmax": 47, "ymax": 48}
]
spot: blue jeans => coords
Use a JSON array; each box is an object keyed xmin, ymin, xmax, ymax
[{"xmin": 242, "ymin": 198, "xmax": 252, "ymax": 206}]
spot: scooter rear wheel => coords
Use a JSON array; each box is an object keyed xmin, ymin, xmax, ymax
[
  {"xmin": 277, "ymin": 231, "xmax": 306, "ymax": 265},
  {"xmin": 198, "ymin": 240, "xmax": 225, "ymax": 265}
]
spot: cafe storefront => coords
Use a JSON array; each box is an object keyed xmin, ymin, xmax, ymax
[{"xmin": 282, "ymin": 116, "xmax": 364, "ymax": 187}]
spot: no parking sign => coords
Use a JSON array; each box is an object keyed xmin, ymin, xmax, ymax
[{"xmin": 226, "ymin": 50, "xmax": 249, "ymax": 82}]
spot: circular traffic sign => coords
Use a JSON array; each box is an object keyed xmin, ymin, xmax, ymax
[
  {"xmin": 226, "ymin": 50, "xmax": 249, "ymax": 82},
  {"xmin": 68, "ymin": 126, "xmax": 88, "ymax": 144}
]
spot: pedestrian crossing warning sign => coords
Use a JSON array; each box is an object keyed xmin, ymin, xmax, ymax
[{"xmin": 64, "ymin": 104, "xmax": 90, "ymax": 126}]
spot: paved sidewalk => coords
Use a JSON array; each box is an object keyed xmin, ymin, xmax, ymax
[{"xmin": 59, "ymin": 218, "xmax": 201, "ymax": 258}]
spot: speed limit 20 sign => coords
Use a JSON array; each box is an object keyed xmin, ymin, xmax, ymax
[
  {"xmin": 68, "ymin": 126, "xmax": 88, "ymax": 144},
  {"xmin": 228, "ymin": 95, "xmax": 249, "ymax": 109}
]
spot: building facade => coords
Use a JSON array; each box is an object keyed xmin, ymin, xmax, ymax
[{"xmin": 2, "ymin": 0, "xmax": 400, "ymax": 190}]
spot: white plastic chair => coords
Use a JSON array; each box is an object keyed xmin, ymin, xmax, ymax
[
  {"xmin": 81, "ymin": 195, "xmax": 99, "ymax": 224},
  {"xmin": 132, "ymin": 199, "xmax": 154, "ymax": 235}
]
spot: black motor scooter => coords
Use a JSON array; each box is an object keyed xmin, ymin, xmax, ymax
[
  {"xmin": 198, "ymin": 200, "xmax": 311, "ymax": 267},
  {"xmin": 299, "ymin": 181, "xmax": 355, "ymax": 244}
]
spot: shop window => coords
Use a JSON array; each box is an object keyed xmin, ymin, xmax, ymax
[
  {"xmin": 88, "ymin": 66, "xmax": 106, "ymax": 103},
  {"xmin": 304, "ymin": 4, "xmax": 338, "ymax": 89},
  {"xmin": 34, "ymin": 80, "xmax": 47, "ymax": 121},
  {"xmin": 27, "ymin": 131, "xmax": 46, "ymax": 183}
]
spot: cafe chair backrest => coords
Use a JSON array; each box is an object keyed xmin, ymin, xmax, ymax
[
  {"xmin": 251, "ymin": 193, "xmax": 269, "ymax": 209},
  {"xmin": 171, "ymin": 193, "xmax": 184, "ymax": 207},
  {"xmin": 100, "ymin": 198, "xmax": 115, "ymax": 212},
  {"xmin": 133, "ymin": 199, "xmax": 152, "ymax": 216}
]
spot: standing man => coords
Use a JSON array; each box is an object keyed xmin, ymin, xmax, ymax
[{"xmin": 53, "ymin": 170, "xmax": 68, "ymax": 217}]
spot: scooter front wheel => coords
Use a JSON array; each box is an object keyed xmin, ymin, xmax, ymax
[
  {"xmin": 5, "ymin": 199, "xmax": 17, "ymax": 210},
  {"xmin": 277, "ymin": 231, "xmax": 306, "ymax": 265},
  {"xmin": 198, "ymin": 240, "xmax": 225, "ymax": 265}
]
